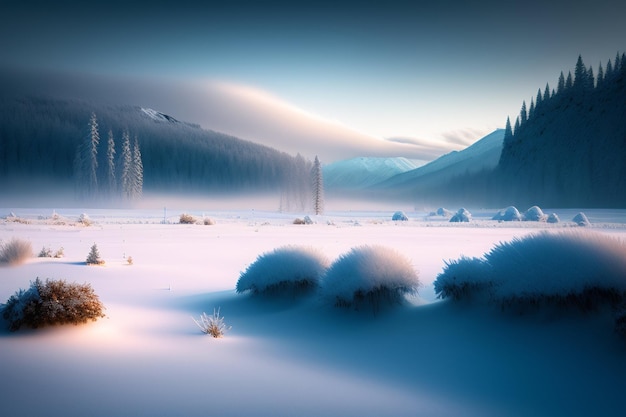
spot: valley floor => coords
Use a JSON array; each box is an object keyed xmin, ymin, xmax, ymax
[{"xmin": 1, "ymin": 208, "xmax": 625, "ymax": 416}]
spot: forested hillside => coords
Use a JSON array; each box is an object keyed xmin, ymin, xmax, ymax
[
  {"xmin": 0, "ymin": 95, "xmax": 312, "ymax": 204},
  {"xmin": 497, "ymin": 53, "xmax": 626, "ymax": 207}
]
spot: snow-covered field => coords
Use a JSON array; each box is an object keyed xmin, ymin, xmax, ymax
[{"xmin": 1, "ymin": 208, "xmax": 626, "ymax": 417}]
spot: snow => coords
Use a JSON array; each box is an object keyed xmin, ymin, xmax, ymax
[{"xmin": 1, "ymin": 208, "xmax": 626, "ymax": 417}]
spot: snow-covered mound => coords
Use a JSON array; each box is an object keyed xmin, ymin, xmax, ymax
[
  {"xmin": 450, "ymin": 208, "xmax": 472, "ymax": 222},
  {"xmin": 392, "ymin": 211, "xmax": 409, "ymax": 221},
  {"xmin": 493, "ymin": 206, "xmax": 522, "ymax": 221},
  {"xmin": 236, "ymin": 246, "xmax": 330, "ymax": 295},
  {"xmin": 323, "ymin": 157, "xmax": 417, "ymax": 189},
  {"xmin": 573, "ymin": 212, "xmax": 591, "ymax": 226},
  {"xmin": 523, "ymin": 206, "xmax": 547, "ymax": 222}
]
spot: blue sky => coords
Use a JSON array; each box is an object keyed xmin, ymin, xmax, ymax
[{"xmin": 2, "ymin": 0, "xmax": 625, "ymax": 161}]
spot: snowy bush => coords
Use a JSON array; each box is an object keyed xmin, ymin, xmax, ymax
[
  {"xmin": 0, "ymin": 238, "xmax": 33, "ymax": 265},
  {"xmin": 236, "ymin": 245, "xmax": 330, "ymax": 296},
  {"xmin": 1, "ymin": 278, "xmax": 105, "ymax": 331},
  {"xmin": 203, "ymin": 217, "xmax": 215, "ymax": 226},
  {"xmin": 86, "ymin": 243, "xmax": 105, "ymax": 265},
  {"xmin": 38, "ymin": 246, "xmax": 64, "ymax": 258},
  {"xmin": 435, "ymin": 231, "xmax": 626, "ymax": 312},
  {"xmin": 38, "ymin": 246, "xmax": 53, "ymax": 258},
  {"xmin": 179, "ymin": 213, "xmax": 196, "ymax": 224},
  {"xmin": 78, "ymin": 213, "xmax": 92, "ymax": 226},
  {"xmin": 547, "ymin": 213, "xmax": 560, "ymax": 224},
  {"xmin": 450, "ymin": 208, "xmax": 471, "ymax": 223},
  {"xmin": 434, "ymin": 256, "xmax": 494, "ymax": 301},
  {"xmin": 523, "ymin": 206, "xmax": 547, "ymax": 222},
  {"xmin": 573, "ymin": 212, "xmax": 591, "ymax": 226},
  {"xmin": 492, "ymin": 206, "xmax": 521, "ymax": 221},
  {"xmin": 392, "ymin": 211, "xmax": 408, "ymax": 221},
  {"xmin": 320, "ymin": 245, "xmax": 420, "ymax": 312},
  {"xmin": 192, "ymin": 308, "xmax": 231, "ymax": 338},
  {"xmin": 436, "ymin": 207, "xmax": 453, "ymax": 217}
]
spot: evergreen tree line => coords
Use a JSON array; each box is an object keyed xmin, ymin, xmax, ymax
[
  {"xmin": 496, "ymin": 52, "xmax": 626, "ymax": 207},
  {"xmin": 74, "ymin": 112, "xmax": 143, "ymax": 201},
  {"xmin": 0, "ymin": 95, "xmax": 314, "ymax": 205}
]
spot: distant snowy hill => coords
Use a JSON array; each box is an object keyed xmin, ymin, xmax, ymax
[
  {"xmin": 375, "ymin": 129, "xmax": 504, "ymax": 189},
  {"xmin": 323, "ymin": 157, "xmax": 417, "ymax": 189}
]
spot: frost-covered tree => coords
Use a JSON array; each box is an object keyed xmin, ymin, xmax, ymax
[
  {"xmin": 311, "ymin": 155, "xmax": 324, "ymax": 215},
  {"xmin": 87, "ymin": 113, "xmax": 100, "ymax": 191},
  {"xmin": 74, "ymin": 112, "xmax": 100, "ymax": 199},
  {"xmin": 119, "ymin": 129, "xmax": 132, "ymax": 199},
  {"xmin": 131, "ymin": 136, "xmax": 143, "ymax": 200},
  {"xmin": 106, "ymin": 129, "xmax": 116, "ymax": 194}
]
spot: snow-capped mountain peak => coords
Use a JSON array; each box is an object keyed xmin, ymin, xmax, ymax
[
  {"xmin": 323, "ymin": 157, "xmax": 417, "ymax": 189},
  {"xmin": 140, "ymin": 107, "xmax": 180, "ymax": 123}
]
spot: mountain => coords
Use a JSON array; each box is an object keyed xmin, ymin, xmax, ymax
[
  {"xmin": 323, "ymin": 157, "xmax": 417, "ymax": 190},
  {"xmin": 0, "ymin": 94, "xmax": 312, "ymax": 205},
  {"xmin": 373, "ymin": 129, "xmax": 504, "ymax": 190}
]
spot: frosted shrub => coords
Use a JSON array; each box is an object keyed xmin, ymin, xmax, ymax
[
  {"xmin": 38, "ymin": 246, "xmax": 53, "ymax": 258},
  {"xmin": 436, "ymin": 207, "xmax": 453, "ymax": 217},
  {"xmin": 392, "ymin": 211, "xmax": 408, "ymax": 221},
  {"xmin": 179, "ymin": 213, "xmax": 196, "ymax": 224},
  {"xmin": 38, "ymin": 246, "xmax": 64, "ymax": 258},
  {"xmin": 192, "ymin": 308, "xmax": 231, "ymax": 338},
  {"xmin": 1, "ymin": 278, "xmax": 105, "ymax": 331},
  {"xmin": 78, "ymin": 213, "xmax": 92, "ymax": 226},
  {"xmin": 523, "ymin": 206, "xmax": 547, "ymax": 222},
  {"xmin": 320, "ymin": 245, "xmax": 420, "ymax": 312},
  {"xmin": 0, "ymin": 238, "xmax": 33, "ymax": 265},
  {"xmin": 237, "ymin": 245, "xmax": 330, "ymax": 296},
  {"xmin": 492, "ymin": 206, "xmax": 521, "ymax": 221},
  {"xmin": 435, "ymin": 231, "xmax": 626, "ymax": 311},
  {"xmin": 573, "ymin": 212, "xmax": 590, "ymax": 226},
  {"xmin": 450, "ymin": 208, "xmax": 471, "ymax": 223},
  {"xmin": 203, "ymin": 217, "xmax": 215, "ymax": 226},
  {"xmin": 434, "ymin": 256, "xmax": 493, "ymax": 301},
  {"xmin": 547, "ymin": 213, "xmax": 560, "ymax": 224},
  {"xmin": 86, "ymin": 243, "xmax": 105, "ymax": 265}
]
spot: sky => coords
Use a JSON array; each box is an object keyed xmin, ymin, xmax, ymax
[{"xmin": 1, "ymin": 0, "xmax": 625, "ymax": 162}]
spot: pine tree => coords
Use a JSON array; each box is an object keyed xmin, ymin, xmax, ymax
[
  {"xmin": 311, "ymin": 155, "xmax": 324, "ymax": 215},
  {"xmin": 503, "ymin": 116, "xmax": 513, "ymax": 146},
  {"xmin": 528, "ymin": 97, "xmax": 535, "ymax": 119},
  {"xmin": 565, "ymin": 71, "xmax": 573, "ymax": 89},
  {"xmin": 596, "ymin": 62, "xmax": 604, "ymax": 86},
  {"xmin": 557, "ymin": 72, "xmax": 565, "ymax": 94},
  {"xmin": 119, "ymin": 129, "xmax": 132, "ymax": 199},
  {"xmin": 574, "ymin": 55, "xmax": 587, "ymax": 89},
  {"xmin": 513, "ymin": 116, "xmax": 520, "ymax": 135},
  {"xmin": 520, "ymin": 100, "xmax": 527, "ymax": 124},
  {"xmin": 605, "ymin": 59, "xmax": 613, "ymax": 80},
  {"xmin": 535, "ymin": 88, "xmax": 543, "ymax": 108},
  {"xmin": 131, "ymin": 136, "xmax": 143, "ymax": 200},
  {"xmin": 544, "ymin": 83, "xmax": 551, "ymax": 101},
  {"xmin": 106, "ymin": 130, "xmax": 116, "ymax": 194}
]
